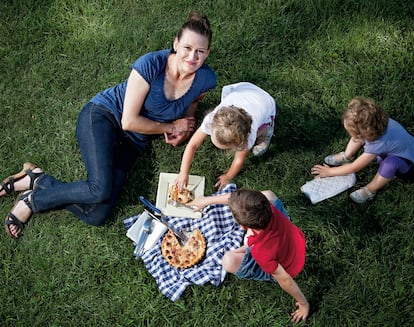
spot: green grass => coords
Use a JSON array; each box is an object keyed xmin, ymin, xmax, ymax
[{"xmin": 1, "ymin": 0, "xmax": 414, "ymax": 326}]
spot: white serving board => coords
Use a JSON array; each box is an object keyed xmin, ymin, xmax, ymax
[{"xmin": 156, "ymin": 173, "xmax": 205, "ymax": 218}]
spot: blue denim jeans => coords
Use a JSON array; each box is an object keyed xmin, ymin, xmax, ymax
[{"xmin": 31, "ymin": 103, "xmax": 143, "ymax": 226}]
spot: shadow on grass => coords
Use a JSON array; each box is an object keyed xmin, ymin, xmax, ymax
[{"xmin": 112, "ymin": 145, "xmax": 158, "ymax": 222}]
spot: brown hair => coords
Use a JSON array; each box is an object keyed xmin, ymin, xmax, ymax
[
  {"xmin": 211, "ymin": 106, "xmax": 252, "ymax": 149},
  {"xmin": 343, "ymin": 97, "xmax": 389, "ymax": 141},
  {"xmin": 228, "ymin": 189, "xmax": 272, "ymax": 230},
  {"xmin": 177, "ymin": 11, "xmax": 212, "ymax": 48}
]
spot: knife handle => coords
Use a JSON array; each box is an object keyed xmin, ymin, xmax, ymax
[{"xmin": 139, "ymin": 196, "xmax": 162, "ymax": 215}]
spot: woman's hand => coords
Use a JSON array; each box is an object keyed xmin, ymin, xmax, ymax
[
  {"xmin": 164, "ymin": 117, "xmax": 195, "ymax": 146},
  {"xmin": 172, "ymin": 117, "xmax": 196, "ymax": 133},
  {"xmin": 164, "ymin": 131, "xmax": 190, "ymax": 146}
]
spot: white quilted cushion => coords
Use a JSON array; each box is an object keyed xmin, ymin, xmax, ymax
[{"xmin": 301, "ymin": 174, "xmax": 357, "ymax": 204}]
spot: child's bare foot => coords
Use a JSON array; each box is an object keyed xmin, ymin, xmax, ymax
[
  {"xmin": 4, "ymin": 191, "xmax": 34, "ymax": 239},
  {"xmin": 0, "ymin": 163, "xmax": 43, "ymax": 197}
]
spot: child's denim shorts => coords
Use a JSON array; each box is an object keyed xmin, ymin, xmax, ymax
[
  {"xmin": 235, "ymin": 197, "xmax": 290, "ymax": 282},
  {"xmin": 235, "ymin": 247, "xmax": 274, "ymax": 281},
  {"xmin": 272, "ymin": 197, "xmax": 290, "ymax": 220}
]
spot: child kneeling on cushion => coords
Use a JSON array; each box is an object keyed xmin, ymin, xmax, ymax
[{"xmin": 189, "ymin": 189, "xmax": 309, "ymax": 323}]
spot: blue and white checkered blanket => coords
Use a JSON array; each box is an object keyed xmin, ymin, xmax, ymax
[{"xmin": 124, "ymin": 183, "xmax": 244, "ymax": 301}]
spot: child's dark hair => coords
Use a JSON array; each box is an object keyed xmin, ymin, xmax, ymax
[
  {"xmin": 177, "ymin": 11, "xmax": 212, "ymax": 48},
  {"xmin": 228, "ymin": 189, "xmax": 272, "ymax": 229},
  {"xmin": 343, "ymin": 97, "xmax": 389, "ymax": 141}
]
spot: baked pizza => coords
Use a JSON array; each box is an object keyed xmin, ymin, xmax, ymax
[
  {"xmin": 168, "ymin": 184, "xmax": 194, "ymax": 204},
  {"xmin": 161, "ymin": 228, "xmax": 206, "ymax": 269}
]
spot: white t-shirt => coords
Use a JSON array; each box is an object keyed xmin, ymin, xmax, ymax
[{"xmin": 200, "ymin": 82, "xmax": 276, "ymax": 149}]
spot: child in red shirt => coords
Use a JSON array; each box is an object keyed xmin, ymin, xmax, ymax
[{"xmin": 189, "ymin": 189, "xmax": 309, "ymax": 323}]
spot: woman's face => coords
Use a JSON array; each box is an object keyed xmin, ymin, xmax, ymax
[{"xmin": 173, "ymin": 29, "xmax": 210, "ymax": 74}]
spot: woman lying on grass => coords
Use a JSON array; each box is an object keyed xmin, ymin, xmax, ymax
[{"xmin": 2, "ymin": 11, "xmax": 216, "ymax": 238}]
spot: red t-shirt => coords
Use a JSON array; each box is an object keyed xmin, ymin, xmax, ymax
[{"xmin": 247, "ymin": 205, "xmax": 306, "ymax": 278}]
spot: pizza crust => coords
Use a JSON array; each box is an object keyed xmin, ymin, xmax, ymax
[
  {"xmin": 168, "ymin": 184, "xmax": 194, "ymax": 204},
  {"xmin": 161, "ymin": 228, "xmax": 206, "ymax": 269}
]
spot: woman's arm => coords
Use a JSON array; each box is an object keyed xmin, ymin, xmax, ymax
[
  {"xmin": 311, "ymin": 152, "xmax": 377, "ymax": 178},
  {"xmin": 272, "ymin": 264, "xmax": 309, "ymax": 323},
  {"xmin": 121, "ymin": 70, "xmax": 195, "ymax": 135},
  {"xmin": 165, "ymin": 95, "xmax": 206, "ymax": 146}
]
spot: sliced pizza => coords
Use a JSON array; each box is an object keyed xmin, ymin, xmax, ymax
[{"xmin": 161, "ymin": 228, "xmax": 206, "ymax": 269}]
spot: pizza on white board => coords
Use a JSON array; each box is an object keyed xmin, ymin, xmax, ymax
[{"xmin": 168, "ymin": 184, "xmax": 194, "ymax": 204}]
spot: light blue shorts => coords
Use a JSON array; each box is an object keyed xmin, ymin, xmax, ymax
[
  {"xmin": 235, "ymin": 247, "xmax": 274, "ymax": 281},
  {"xmin": 272, "ymin": 197, "xmax": 290, "ymax": 221},
  {"xmin": 235, "ymin": 197, "xmax": 290, "ymax": 282}
]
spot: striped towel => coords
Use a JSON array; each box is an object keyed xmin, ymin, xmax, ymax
[{"xmin": 124, "ymin": 183, "xmax": 244, "ymax": 301}]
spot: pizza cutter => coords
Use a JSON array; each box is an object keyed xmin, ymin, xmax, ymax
[{"xmin": 139, "ymin": 196, "xmax": 188, "ymax": 243}]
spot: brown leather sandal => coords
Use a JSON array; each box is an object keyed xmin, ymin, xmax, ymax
[
  {"xmin": 4, "ymin": 191, "xmax": 34, "ymax": 239},
  {"xmin": 0, "ymin": 162, "xmax": 43, "ymax": 197}
]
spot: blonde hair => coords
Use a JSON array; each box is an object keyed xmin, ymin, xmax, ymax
[
  {"xmin": 343, "ymin": 97, "xmax": 389, "ymax": 141},
  {"xmin": 211, "ymin": 106, "xmax": 252, "ymax": 149}
]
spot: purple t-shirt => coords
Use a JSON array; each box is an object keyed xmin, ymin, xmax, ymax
[
  {"xmin": 364, "ymin": 118, "xmax": 414, "ymax": 164},
  {"xmin": 91, "ymin": 49, "xmax": 217, "ymax": 147}
]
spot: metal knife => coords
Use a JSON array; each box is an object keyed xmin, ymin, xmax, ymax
[{"xmin": 139, "ymin": 196, "xmax": 188, "ymax": 243}]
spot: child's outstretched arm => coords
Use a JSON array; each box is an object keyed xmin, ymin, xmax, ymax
[
  {"xmin": 272, "ymin": 264, "xmax": 309, "ymax": 323},
  {"xmin": 187, "ymin": 193, "xmax": 231, "ymax": 211},
  {"xmin": 215, "ymin": 150, "xmax": 249, "ymax": 190},
  {"xmin": 311, "ymin": 152, "xmax": 377, "ymax": 178},
  {"xmin": 176, "ymin": 128, "xmax": 208, "ymax": 191}
]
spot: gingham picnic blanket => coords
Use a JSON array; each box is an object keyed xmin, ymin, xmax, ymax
[{"xmin": 124, "ymin": 183, "xmax": 244, "ymax": 301}]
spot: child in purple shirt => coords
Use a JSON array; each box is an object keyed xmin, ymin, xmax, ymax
[{"xmin": 311, "ymin": 96, "xmax": 414, "ymax": 203}]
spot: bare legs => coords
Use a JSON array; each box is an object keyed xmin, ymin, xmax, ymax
[{"xmin": 367, "ymin": 173, "xmax": 392, "ymax": 193}]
